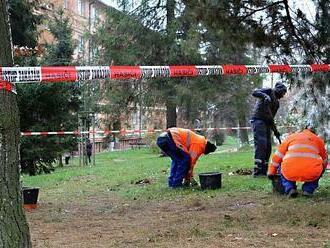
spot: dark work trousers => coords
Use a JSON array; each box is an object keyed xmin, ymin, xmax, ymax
[
  {"xmin": 251, "ymin": 119, "xmax": 272, "ymax": 175},
  {"xmin": 278, "ymin": 167, "xmax": 320, "ymax": 194},
  {"xmin": 157, "ymin": 132, "xmax": 190, "ymax": 187},
  {"xmin": 87, "ymin": 153, "xmax": 92, "ymax": 163}
]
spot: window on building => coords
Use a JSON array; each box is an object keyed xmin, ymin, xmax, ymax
[
  {"xmin": 91, "ymin": 6, "xmax": 98, "ymax": 23},
  {"xmin": 132, "ymin": 112, "xmax": 139, "ymax": 130},
  {"xmin": 78, "ymin": 36, "xmax": 85, "ymax": 54},
  {"xmin": 77, "ymin": 0, "xmax": 85, "ymax": 16},
  {"xmin": 92, "ymin": 47, "xmax": 98, "ymax": 60}
]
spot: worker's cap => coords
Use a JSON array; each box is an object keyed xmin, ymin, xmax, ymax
[
  {"xmin": 274, "ymin": 82, "xmax": 287, "ymax": 95},
  {"xmin": 205, "ymin": 141, "xmax": 217, "ymax": 154}
]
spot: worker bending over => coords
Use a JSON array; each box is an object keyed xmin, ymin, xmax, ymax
[{"xmin": 157, "ymin": 127, "xmax": 217, "ymax": 188}]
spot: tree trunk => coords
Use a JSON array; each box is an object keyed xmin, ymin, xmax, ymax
[
  {"xmin": 58, "ymin": 155, "xmax": 63, "ymax": 167},
  {"xmin": 166, "ymin": 97, "xmax": 177, "ymax": 128},
  {"xmin": 165, "ymin": 0, "xmax": 177, "ymax": 128},
  {"xmin": 238, "ymin": 112, "xmax": 249, "ymax": 145},
  {"xmin": 0, "ymin": 0, "xmax": 32, "ymax": 247},
  {"xmin": 235, "ymin": 95, "xmax": 249, "ymax": 145}
]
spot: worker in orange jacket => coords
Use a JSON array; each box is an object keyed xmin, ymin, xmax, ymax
[
  {"xmin": 268, "ymin": 125, "xmax": 328, "ymax": 197},
  {"xmin": 157, "ymin": 127, "xmax": 217, "ymax": 188}
]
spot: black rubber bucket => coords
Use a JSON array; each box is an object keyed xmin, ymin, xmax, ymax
[
  {"xmin": 22, "ymin": 187, "xmax": 39, "ymax": 208},
  {"xmin": 199, "ymin": 172, "xmax": 222, "ymax": 190}
]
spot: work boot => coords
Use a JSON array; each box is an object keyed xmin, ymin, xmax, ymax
[
  {"xmin": 286, "ymin": 188, "xmax": 298, "ymax": 198},
  {"xmin": 252, "ymin": 164, "xmax": 266, "ymax": 177},
  {"xmin": 182, "ymin": 179, "xmax": 190, "ymax": 187},
  {"xmin": 302, "ymin": 191, "xmax": 313, "ymax": 197}
]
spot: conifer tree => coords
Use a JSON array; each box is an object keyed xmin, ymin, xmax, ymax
[{"xmin": 17, "ymin": 10, "xmax": 80, "ymax": 175}]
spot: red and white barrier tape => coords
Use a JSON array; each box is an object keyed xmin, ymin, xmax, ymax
[
  {"xmin": 0, "ymin": 80, "xmax": 16, "ymax": 94},
  {"xmin": 20, "ymin": 126, "xmax": 295, "ymax": 137},
  {"xmin": 0, "ymin": 64, "xmax": 329, "ymax": 84},
  {"xmin": 19, "ymin": 128, "xmax": 245, "ymax": 136}
]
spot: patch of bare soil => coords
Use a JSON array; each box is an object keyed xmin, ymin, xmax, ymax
[{"xmin": 27, "ymin": 192, "xmax": 330, "ymax": 248}]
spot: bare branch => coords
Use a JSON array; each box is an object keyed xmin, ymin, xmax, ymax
[
  {"xmin": 239, "ymin": 1, "xmax": 284, "ymax": 21},
  {"xmin": 282, "ymin": 0, "xmax": 318, "ymax": 62}
]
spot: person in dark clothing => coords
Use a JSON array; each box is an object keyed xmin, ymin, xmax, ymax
[
  {"xmin": 86, "ymin": 139, "xmax": 92, "ymax": 163},
  {"xmin": 64, "ymin": 152, "xmax": 71, "ymax": 165},
  {"xmin": 250, "ymin": 82, "xmax": 287, "ymax": 177}
]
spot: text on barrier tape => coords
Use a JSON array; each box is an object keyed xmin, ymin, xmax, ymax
[{"xmin": 0, "ymin": 64, "xmax": 329, "ymax": 84}]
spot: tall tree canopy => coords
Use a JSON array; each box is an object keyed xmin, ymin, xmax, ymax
[
  {"xmin": 96, "ymin": 0, "xmax": 328, "ymax": 144},
  {"xmin": 112, "ymin": 0, "xmax": 261, "ymax": 134},
  {"xmin": 97, "ymin": 1, "xmax": 246, "ymax": 130},
  {"xmin": 98, "ymin": 0, "xmax": 206, "ymax": 128},
  {"xmin": 94, "ymin": 6, "xmax": 164, "ymax": 130},
  {"xmin": 194, "ymin": 0, "xmax": 329, "ymax": 141}
]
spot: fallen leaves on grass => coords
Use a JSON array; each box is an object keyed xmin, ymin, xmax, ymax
[
  {"xmin": 229, "ymin": 168, "xmax": 253, "ymax": 176},
  {"xmin": 133, "ymin": 179, "xmax": 151, "ymax": 185}
]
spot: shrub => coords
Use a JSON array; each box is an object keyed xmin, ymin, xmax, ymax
[
  {"xmin": 144, "ymin": 132, "xmax": 161, "ymax": 154},
  {"xmin": 207, "ymin": 129, "xmax": 225, "ymax": 146}
]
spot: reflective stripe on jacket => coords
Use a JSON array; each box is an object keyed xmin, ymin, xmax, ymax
[
  {"xmin": 269, "ymin": 129, "xmax": 328, "ymax": 182},
  {"xmin": 168, "ymin": 128, "xmax": 207, "ymax": 179}
]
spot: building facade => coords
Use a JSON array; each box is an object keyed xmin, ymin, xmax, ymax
[{"xmin": 37, "ymin": 0, "xmax": 107, "ymax": 61}]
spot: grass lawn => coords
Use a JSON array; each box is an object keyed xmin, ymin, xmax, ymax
[{"xmin": 23, "ymin": 146, "xmax": 330, "ymax": 248}]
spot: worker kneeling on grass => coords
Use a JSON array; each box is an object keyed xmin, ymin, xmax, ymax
[
  {"xmin": 268, "ymin": 124, "xmax": 328, "ymax": 198},
  {"xmin": 157, "ymin": 127, "xmax": 217, "ymax": 188}
]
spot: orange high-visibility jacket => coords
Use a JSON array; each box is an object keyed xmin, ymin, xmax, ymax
[
  {"xmin": 168, "ymin": 128, "xmax": 207, "ymax": 180},
  {"xmin": 269, "ymin": 129, "xmax": 328, "ymax": 182}
]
